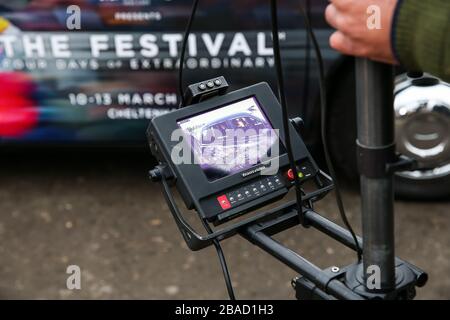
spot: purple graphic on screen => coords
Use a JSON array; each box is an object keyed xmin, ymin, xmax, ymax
[{"xmin": 177, "ymin": 96, "xmax": 281, "ymax": 181}]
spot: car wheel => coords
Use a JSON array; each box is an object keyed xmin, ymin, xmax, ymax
[{"xmin": 327, "ymin": 66, "xmax": 450, "ymax": 200}]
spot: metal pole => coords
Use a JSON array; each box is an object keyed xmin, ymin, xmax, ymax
[
  {"xmin": 242, "ymin": 226, "xmax": 364, "ymax": 300},
  {"xmin": 355, "ymin": 58, "xmax": 396, "ymax": 291}
]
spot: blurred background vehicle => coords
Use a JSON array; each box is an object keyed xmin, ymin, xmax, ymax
[{"xmin": 0, "ymin": 0, "xmax": 449, "ymax": 199}]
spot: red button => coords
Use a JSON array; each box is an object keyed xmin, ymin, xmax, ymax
[
  {"xmin": 287, "ymin": 169, "xmax": 295, "ymax": 181},
  {"xmin": 217, "ymin": 195, "xmax": 231, "ymax": 210}
]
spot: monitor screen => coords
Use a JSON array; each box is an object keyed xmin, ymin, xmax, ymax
[{"xmin": 177, "ymin": 96, "xmax": 282, "ymax": 181}]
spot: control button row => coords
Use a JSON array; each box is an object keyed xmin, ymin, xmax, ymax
[
  {"xmin": 217, "ymin": 174, "xmax": 285, "ymax": 210},
  {"xmin": 198, "ymin": 79, "xmax": 222, "ymax": 91},
  {"xmin": 227, "ymin": 175, "xmax": 284, "ymax": 205}
]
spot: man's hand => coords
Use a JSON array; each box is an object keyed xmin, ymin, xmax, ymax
[{"xmin": 325, "ymin": 0, "xmax": 398, "ymax": 64}]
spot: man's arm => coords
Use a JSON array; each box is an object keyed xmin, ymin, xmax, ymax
[
  {"xmin": 325, "ymin": 0, "xmax": 450, "ymax": 82},
  {"xmin": 394, "ymin": 0, "xmax": 450, "ymax": 82}
]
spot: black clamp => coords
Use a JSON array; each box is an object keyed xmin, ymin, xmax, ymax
[
  {"xmin": 290, "ymin": 117, "xmax": 304, "ymax": 135},
  {"xmin": 149, "ymin": 164, "xmax": 174, "ymax": 183},
  {"xmin": 357, "ymin": 140, "xmax": 417, "ymax": 178},
  {"xmin": 293, "ymin": 266, "xmax": 351, "ymax": 300}
]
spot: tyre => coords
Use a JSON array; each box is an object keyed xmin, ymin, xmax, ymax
[{"xmin": 327, "ymin": 64, "xmax": 450, "ymax": 200}]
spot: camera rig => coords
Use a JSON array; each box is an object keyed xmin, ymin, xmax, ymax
[{"xmin": 148, "ymin": 75, "xmax": 428, "ymax": 300}]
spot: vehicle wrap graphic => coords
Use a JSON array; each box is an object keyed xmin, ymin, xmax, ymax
[{"xmin": 0, "ymin": 0, "xmax": 334, "ymax": 144}]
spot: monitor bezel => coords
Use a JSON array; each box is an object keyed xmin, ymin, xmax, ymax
[{"xmin": 149, "ymin": 82, "xmax": 317, "ymax": 218}]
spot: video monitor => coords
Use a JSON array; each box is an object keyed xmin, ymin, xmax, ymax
[
  {"xmin": 177, "ymin": 96, "xmax": 282, "ymax": 182},
  {"xmin": 149, "ymin": 82, "xmax": 318, "ymax": 223}
]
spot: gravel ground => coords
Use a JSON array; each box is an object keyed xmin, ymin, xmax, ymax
[{"xmin": 0, "ymin": 150, "xmax": 448, "ymax": 300}]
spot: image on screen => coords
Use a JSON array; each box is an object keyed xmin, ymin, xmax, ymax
[{"xmin": 177, "ymin": 97, "xmax": 281, "ymax": 181}]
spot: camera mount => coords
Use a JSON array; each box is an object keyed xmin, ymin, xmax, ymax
[{"xmin": 148, "ymin": 73, "xmax": 427, "ymax": 299}]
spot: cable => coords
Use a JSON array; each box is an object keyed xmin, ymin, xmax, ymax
[
  {"xmin": 161, "ymin": 171, "xmax": 236, "ymax": 299},
  {"xmin": 301, "ymin": 0, "xmax": 311, "ymax": 120},
  {"xmin": 177, "ymin": 0, "xmax": 236, "ymax": 300},
  {"xmin": 201, "ymin": 220, "xmax": 236, "ymax": 300},
  {"xmin": 298, "ymin": 5, "xmax": 363, "ymax": 261},
  {"xmin": 270, "ymin": 0, "xmax": 305, "ymax": 226},
  {"xmin": 178, "ymin": 0, "xmax": 200, "ymax": 108}
]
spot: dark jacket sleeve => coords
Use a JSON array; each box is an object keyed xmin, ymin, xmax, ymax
[{"xmin": 392, "ymin": 0, "xmax": 450, "ymax": 82}]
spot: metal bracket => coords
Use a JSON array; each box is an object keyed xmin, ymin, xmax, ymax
[
  {"xmin": 154, "ymin": 168, "xmax": 334, "ymax": 251},
  {"xmin": 386, "ymin": 155, "xmax": 418, "ymax": 174},
  {"xmin": 292, "ymin": 259, "xmax": 427, "ymax": 300},
  {"xmin": 293, "ymin": 266, "xmax": 345, "ymax": 300},
  {"xmin": 357, "ymin": 141, "xmax": 417, "ymax": 178}
]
